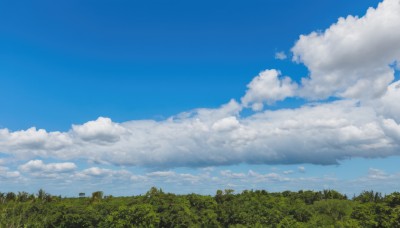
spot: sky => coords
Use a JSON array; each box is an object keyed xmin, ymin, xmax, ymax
[{"xmin": 1, "ymin": 0, "xmax": 400, "ymax": 197}]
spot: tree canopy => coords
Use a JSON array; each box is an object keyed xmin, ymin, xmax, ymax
[{"xmin": 0, "ymin": 188, "xmax": 399, "ymax": 227}]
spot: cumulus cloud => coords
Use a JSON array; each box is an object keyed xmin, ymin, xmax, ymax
[
  {"xmin": 0, "ymin": 98, "xmax": 400, "ymax": 168},
  {"xmin": 212, "ymin": 116, "xmax": 240, "ymax": 132},
  {"xmin": 0, "ymin": 128, "xmax": 72, "ymax": 158},
  {"xmin": 19, "ymin": 160, "xmax": 77, "ymax": 173},
  {"xmin": 241, "ymin": 69, "xmax": 297, "ymax": 110},
  {"xmin": 72, "ymin": 117, "xmax": 127, "ymax": 143},
  {"xmin": 292, "ymin": 0, "xmax": 400, "ymax": 100},
  {"xmin": 372, "ymin": 80, "xmax": 400, "ymax": 122}
]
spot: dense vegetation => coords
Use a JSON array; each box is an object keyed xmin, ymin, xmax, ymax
[{"xmin": 1, "ymin": 188, "xmax": 400, "ymax": 227}]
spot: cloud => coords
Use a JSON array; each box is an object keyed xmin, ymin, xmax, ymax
[
  {"xmin": 147, "ymin": 171, "xmax": 176, "ymax": 178},
  {"xmin": 1, "ymin": 98, "xmax": 400, "ymax": 168},
  {"xmin": 298, "ymin": 166, "xmax": 306, "ymax": 173},
  {"xmin": 350, "ymin": 168, "xmax": 400, "ymax": 193},
  {"xmin": 77, "ymin": 167, "xmax": 130, "ymax": 178},
  {"xmin": 0, "ymin": 128, "xmax": 72, "ymax": 156},
  {"xmin": 0, "ymin": 166, "xmax": 20, "ymax": 179},
  {"xmin": 372, "ymin": 80, "xmax": 400, "ymax": 122},
  {"xmin": 241, "ymin": 69, "xmax": 298, "ymax": 110},
  {"xmin": 292, "ymin": 0, "xmax": 400, "ymax": 100},
  {"xmin": 72, "ymin": 117, "xmax": 127, "ymax": 143},
  {"xmin": 212, "ymin": 116, "xmax": 240, "ymax": 132},
  {"xmin": 275, "ymin": 51, "xmax": 287, "ymax": 60},
  {"xmin": 283, "ymin": 170, "xmax": 294, "ymax": 175},
  {"xmin": 220, "ymin": 170, "xmax": 247, "ymax": 179},
  {"xmin": 367, "ymin": 168, "xmax": 388, "ymax": 180},
  {"xmin": 248, "ymin": 170, "xmax": 284, "ymax": 182},
  {"xmin": 19, "ymin": 160, "xmax": 77, "ymax": 174}
]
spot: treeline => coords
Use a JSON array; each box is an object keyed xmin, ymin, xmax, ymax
[{"xmin": 1, "ymin": 188, "xmax": 400, "ymax": 227}]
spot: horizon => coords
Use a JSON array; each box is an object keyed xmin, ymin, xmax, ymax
[{"xmin": 1, "ymin": 0, "xmax": 400, "ymax": 197}]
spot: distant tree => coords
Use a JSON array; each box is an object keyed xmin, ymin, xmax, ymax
[
  {"xmin": 92, "ymin": 191, "xmax": 104, "ymax": 202},
  {"xmin": 0, "ymin": 192, "xmax": 5, "ymax": 204},
  {"xmin": 321, "ymin": 189, "xmax": 347, "ymax": 200},
  {"xmin": 37, "ymin": 189, "xmax": 46, "ymax": 200},
  {"xmin": 6, "ymin": 192, "xmax": 16, "ymax": 202},
  {"xmin": 384, "ymin": 192, "xmax": 400, "ymax": 207},
  {"xmin": 2, "ymin": 187, "xmax": 400, "ymax": 227},
  {"xmin": 17, "ymin": 191, "xmax": 30, "ymax": 202},
  {"xmin": 354, "ymin": 190, "xmax": 382, "ymax": 203}
]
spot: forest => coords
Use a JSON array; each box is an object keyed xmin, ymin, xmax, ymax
[{"xmin": 1, "ymin": 187, "xmax": 400, "ymax": 227}]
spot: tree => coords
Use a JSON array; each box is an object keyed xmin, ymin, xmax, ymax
[
  {"xmin": 17, "ymin": 191, "xmax": 30, "ymax": 202},
  {"xmin": 102, "ymin": 204, "xmax": 159, "ymax": 227},
  {"xmin": 384, "ymin": 192, "xmax": 400, "ymax": 207},
  {"xmin": 37, "ymin": 189, "xmax": 46, "ymax": 200},
  {"xmin": 354, "ymin": 190, "xmax": 382, "ymax": 203},
  {"xmin": 312, "ymin": 199, "xmax": 353, "ymax": 224},
  {"xmin": 6, "ymin": 192, "xmax": 16, "ymax": 202},
  {"xmin": 92, "ymin": 191, "xmax": 104, "ymax": 202}
]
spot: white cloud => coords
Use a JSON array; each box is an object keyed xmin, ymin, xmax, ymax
[
  {"xmin": 147, "ymin": 171, "xmax": 176, "ymax": 178},
  {"xmin": 220, "ymin": 170, "xmax": 246, "ymax": 179},
  {"xmin": 72, "ymin": 117, "xmax": 127, "ymax": 143},
  {"xmin": 212, "ymin": 116, "xmax": 240, "ymax": 132},
  {"xmin": 344, "ymin": 167, "xmax": 400, "ymax": 194},
  {"xmin": 0, "ymin": 166, "xmax": 20, "ymax": 179},
  {"xmin": 283, "ymin": 170, "xmax": 294, "ymax": 175},
  {"xmin": 275, "ymin": 51, "xmax": 287, "ymax": 60},
  {"xmin": 248, "ymin": 170, "xmax": 284, "ymax": 182},
  {"xmin": 372, "ymin": 80, "xmax": 400, "ymax": 122},
  {"xmin": 0, "ymin": 128, "xmax": 72, "ymax": 158},
  {"xmin": 179, "ymin": 99, "xmax": 242, "ymax": 124},
  {"xmin": 19, "ymin": 160, "xmax": 77, "ymax": 173},
  {"xmin": 75, "ymin": 167, "xmax": 132, "ymax": 179},
  {"xmin": 241, "ymin": 69, "xmax": 298, "ymax": 110},
  {"xmin": 298, "ymin": 166, "xmax": 306, "ymax": 173},
  {"xmin": 367, "ymin": 168, "xmax": 388, "ymax": 180},
  {"xmin": 0, "ymin": 98, "xmax": 399, "ymax": 168},
  {"xmin": 292, "ymin": 0, "xmax": 400, "ymax": 100},
  {"xmin": 381, "ymin": 118, "xmax": 400, "ymax": 143}
]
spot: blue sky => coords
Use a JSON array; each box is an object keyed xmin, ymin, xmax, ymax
[
  {"xmin": 2, "ymin": 0, "xmax": 400, "ymax": 197},
  {"xmin": 0, "ymin": 0, "xmax": 380, "ymax": 130}
]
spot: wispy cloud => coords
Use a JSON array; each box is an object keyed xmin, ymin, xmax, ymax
[{"xmin": 275, "ymin": 51, "xmax": 287, "ymax": 60}]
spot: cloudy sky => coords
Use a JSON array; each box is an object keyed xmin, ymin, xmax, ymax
[{"xmin": 1, "ymin": 0, "xmax": 400, "ymax": 196}]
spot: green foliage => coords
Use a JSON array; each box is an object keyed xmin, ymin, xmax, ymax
[
  {"xmin": 101, "ymin": 204, "xmax": 159, "ymax": 227},
  {"xmin": 353, "ymin": 190, "xmax": 383, "ymax": 203},
  {"xmin": 0, "ymin": 188, "xmax": 399, "ymax": 227},
  {"xmin": 92, "ymin": 191, "xmax": 104, "ymax": 202},
  {"xmin": 384, "ymin": 192, "xmax": 400, "ymax": 207}
]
